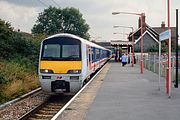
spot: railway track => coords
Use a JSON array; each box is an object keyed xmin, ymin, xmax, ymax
[
  {"xmin": 19, "ymin": 62, "xmax": 109, "ymax": 120},
  {"xmin": 19, "ymin": 95, "xmax": 73, "ymax": 120},
  {"xmin": 0, "ymin": 88, "xmax": 42, "ymax": 110}
]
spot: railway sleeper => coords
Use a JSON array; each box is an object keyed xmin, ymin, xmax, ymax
[
  {"xmin": 47, "ymin": 103, "xmax": 63, "ymax": 106},
  {"xmin": 41, "ymin": 107, "xmax": 60, "ymax": 111},
  {"xmin": 38, "ymin": 109, "xmax": 58, "ymax": 114},
  {"xmin": 33, "ymin": 113, "xmax": 53, "ymax": 119},
  {"xmin": 28, "ymin": 118, "xmax": 49, "ymax": 120},
  {"xmin": 45, "ymin": 104, "xmax": 62, "ymax": 109}
]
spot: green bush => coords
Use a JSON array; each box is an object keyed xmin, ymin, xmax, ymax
[
  {"xmin": 0, "ymin": 18, "xmax": 41, "ymax": 61},
  {"xmin": 0, "ymin": 18, "xmax": 41, "ymax": 104},
  {"xmin": 0, "ymin": 60, "xmax": 39, "ymax": 104},
  {"xmin": 0, "ymin": 61, "xmax": 25, "ymax": 83},
  {"xmin": 0, "ymin": 93, "xmax": 8, "ymax": 104},
  {"xmin": 0, "ymin": 73, "xmax": 7, "ymax": 84}
]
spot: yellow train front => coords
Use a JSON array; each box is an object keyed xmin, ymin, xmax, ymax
[{"xmin": 39, "ymin": 33, "xmax": 111, "ymax": 94}]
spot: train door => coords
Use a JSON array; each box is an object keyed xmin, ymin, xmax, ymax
[
  {"xmin": 88, "ymin": 46, "xmax": 92, "ymax": 71},
  {"xmin": 85, "ymin": 45, "xmax": 93, "ymax": 82},
  {"xmin": 86, "ymin": 45, "xmax": 92, "ymax": 73},
  {"xmin": 86, "ymin": 45, "xmax": 89, "ymax": 70}
]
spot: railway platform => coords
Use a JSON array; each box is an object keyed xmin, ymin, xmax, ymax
[
  {"xmin": 56, "ymin": 61, "xmax": 180, "ymax": 120},
  {"xmin": 85, "ymin": 61, "xmax": 180, "ymax": 120}
]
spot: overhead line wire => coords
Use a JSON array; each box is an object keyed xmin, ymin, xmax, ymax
[
  {"xmin": 37, "ymin": 0, "xmax": 49, "ymax": 7},
  {"xmin": 51, "ymin": 0, "xmax": 60, "ymax": 7}
]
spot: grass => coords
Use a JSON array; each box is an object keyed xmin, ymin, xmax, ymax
[{"xmin": 0, "ymin": 60, "xmax": 40, "ymax": 104}]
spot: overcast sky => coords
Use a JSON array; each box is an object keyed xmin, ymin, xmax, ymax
[{"xmin": 0, "ymin": 0, "xmax": 179, "ymax": 41}]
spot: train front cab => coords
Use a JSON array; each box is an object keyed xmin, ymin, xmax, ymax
[{"xmin": 39, "ymin": 36, "xmax": 83, "ymax": 94}]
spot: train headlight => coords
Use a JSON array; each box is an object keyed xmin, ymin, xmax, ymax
[
  {"xmin": 40, "ymin": 69, "xmax": 54, "ymax": 74},
  {"xmin": 67, "ymin": 70, "xmax": 81, "ymax": 74}
]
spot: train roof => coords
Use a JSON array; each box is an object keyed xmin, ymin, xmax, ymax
[{"xmin": 45, "ymin": 33, "xmax": 110, "ymax": 51}]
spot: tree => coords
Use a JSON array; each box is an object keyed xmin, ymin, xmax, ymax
[
  {"xmin": 32, "ymin": 6, "xmax": 90, "ymax": 39},
  {"xmin": 0, "ymin": 19, "xmax": 13, "ymax": 59}
]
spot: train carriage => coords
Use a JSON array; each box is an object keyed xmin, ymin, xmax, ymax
[{"xmin": 39, "ymin": 33, "xmax": 111, "ymax": 94}]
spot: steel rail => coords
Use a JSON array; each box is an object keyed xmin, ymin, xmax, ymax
[
  {"xmin": 0, "ymin": 88, "xmax": 42, "ymax": 109},
  {"xmin": 18, "ymin": 100, "xmax": 48, "ymax": 120}
]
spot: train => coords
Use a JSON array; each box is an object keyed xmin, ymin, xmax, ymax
[{"xmin": 38, "ymin": 33, "xmax": 112, "ymax": 94}]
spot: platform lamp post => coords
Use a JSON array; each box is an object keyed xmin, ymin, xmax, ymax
[
  {"xmin": 112, "ymin": 12, "xmax": 144, "ymax": 74},
  {"xmin": 114, "ymin": 25, "xmax": 135, "ymax": 67}
]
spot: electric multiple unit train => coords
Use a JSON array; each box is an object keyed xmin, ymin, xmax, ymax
[{"xmin": 38, "ymin": 33, "xmax": 112, "ymax": 94}]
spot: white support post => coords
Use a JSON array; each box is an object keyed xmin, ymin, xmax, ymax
[
  {"xmin": 149, "ymin": 54, "xmax": 151, "ymax": 70},
  {"xmin": 144, "ymin": 55, "xmax": 146, "ymax": 68},
  {"xmin": 130, "ymin": 47, "xmax": 132, "ymax": 64},
  {"xmin": 158, "ymin": 41, "xmax": 161, "ymax": 91},
  {"xmin": 154, "ymin": 54, "xmax": 156, "ymax": 73},
  {"xmin": 172, "ymin": 57, "xmax": 175, "ymax": 83}
]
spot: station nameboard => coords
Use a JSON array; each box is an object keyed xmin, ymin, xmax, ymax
[{"xmin": 159, "ymin": 29, "xmax": 171, "ymax": 41}]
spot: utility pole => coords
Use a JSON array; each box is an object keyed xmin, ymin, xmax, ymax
[{"xmin": 175, "ymin": 9, "xmax": 179, "ymax": 88}]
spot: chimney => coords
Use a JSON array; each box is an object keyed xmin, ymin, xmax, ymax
[{"xmin": 161, "ymin": 21, "xmax": 165, "ymax": 28}]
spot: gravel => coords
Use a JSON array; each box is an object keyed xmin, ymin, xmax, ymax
[{"xmin": 0, "ymin": 91, "xmax": 49, "ymax": 120}]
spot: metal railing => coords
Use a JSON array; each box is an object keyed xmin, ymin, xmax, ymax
[{"xmin": 136, "ymin": 53, "xmax": 180, "ymax": 82}]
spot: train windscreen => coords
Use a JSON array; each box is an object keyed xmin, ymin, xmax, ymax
[{"xmin": 41, "ymin": 37, "xmax": 81, "ymax": 61}]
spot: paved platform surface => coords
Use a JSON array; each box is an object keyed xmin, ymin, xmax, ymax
[{"xmin": 86, "ymin": 62, "xmax": 180, "ymax": 120}]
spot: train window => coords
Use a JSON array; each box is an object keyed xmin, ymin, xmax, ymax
[
  {"xmin": 43, "ymin": 44, "xmax": 60, "ymax": 58},
  {"xmin": 102, "ymin": 50, "xmax": 105, "ymax": 58},
  {"xmin": 88, "ymin": 47, "xmax": 91, "ymax": 62},
  {"xmin": 100, "ymin": 50, "xmax": 102, "ymax": 59},
  {"xmin": 96, "ymin": 49, "xmax": 100, "ymax": 60},
  {"xmin": 91, "ymin": 48, "xmax": 95, "ymax": 63},
  {"xmin": 103, "ymin": 50, "xmax": 107, "ymax": 58},
  {"xmin": 62, "ymin": 45, "xmax": 80, "ymax": 58}
]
